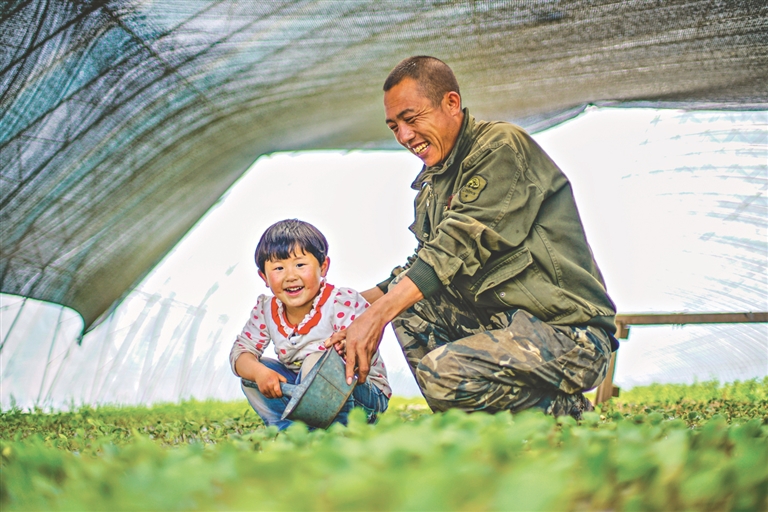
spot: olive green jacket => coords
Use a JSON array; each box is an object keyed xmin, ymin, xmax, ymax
[{"xmin": 398, "ymin": 110, "xmax": 617, "ymax": 334}]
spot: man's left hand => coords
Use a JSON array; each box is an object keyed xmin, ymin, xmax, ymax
[
  {"xmin": 328, "ymin": 276, "xmax": 424, "ymax": 385},
  {"xmin": 323, "ymin": 313, "xmax": 386, "ymax": 384},
  {"xmin": 342, "ymin": 308, "xmax": 388, "ymax": 384}
]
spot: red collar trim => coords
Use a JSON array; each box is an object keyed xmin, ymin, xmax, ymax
[{"xmin": 270, "ymin": 283, "xmax": 335, "ymax": 338}]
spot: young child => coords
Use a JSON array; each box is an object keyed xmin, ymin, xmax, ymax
[{"xmin": 230, "ymin": 219, "xmax": 391, "ymax": 430}]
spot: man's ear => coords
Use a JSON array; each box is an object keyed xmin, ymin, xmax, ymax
[
  {"xmin": 320, "ymin": 257, "xmax": 330, "ymax": 277},
  {"xmin": 444, "ymin": 91, "xmax": 462, "ymax": 116},
  {"xmin": 258, "ymin": 270, "xmax": 269, "ymax": 286}
]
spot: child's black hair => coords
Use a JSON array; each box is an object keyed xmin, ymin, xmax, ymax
[{"xmin": 255, "ymin": 219, "xmax": 328, "ymax": 273}]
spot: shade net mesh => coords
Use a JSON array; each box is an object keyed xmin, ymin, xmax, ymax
[{"xmin": 2, "ymin": 0, "xmax": 767, "ymax": 331}]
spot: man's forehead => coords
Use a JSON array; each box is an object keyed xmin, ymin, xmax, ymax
[{"xmin": 384, "ymin": 80, "xmax": 430, "ymax": 119}]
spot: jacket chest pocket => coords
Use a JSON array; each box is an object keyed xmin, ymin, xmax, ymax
[
  {"xmin": 425, "ymin": 179, "xmax": 453, "ymax": 235},
  {"xmin": 410, "ymin": 184, "xmax": 432, "ymax": 243}
]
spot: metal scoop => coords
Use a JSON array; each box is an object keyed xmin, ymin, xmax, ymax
[{"xmin": 243, "ymin": 349, "xmax": 356, "ymax": 429}]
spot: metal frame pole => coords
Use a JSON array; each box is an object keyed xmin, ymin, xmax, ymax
[
  {"xmin": 36, "ymin": 305, "xmax": 66, "ymax": 405},
  {"xmin": 0, "ymin": 297, "xmax": 27, "ymax": 354}
]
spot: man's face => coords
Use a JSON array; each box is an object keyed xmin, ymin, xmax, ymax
[{"xmin": 384, "ymin": 77, "xmax": 463, "ymax": 168}]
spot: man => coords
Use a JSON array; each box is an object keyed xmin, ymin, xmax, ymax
[{"xmin": 330, "ymin": 56, "xmax": 618, "ymax": 418}]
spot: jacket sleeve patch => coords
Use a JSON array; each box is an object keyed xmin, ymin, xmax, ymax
[{"xmin": 459, "ymin": 176, "xmax": 487, "ymax": 203}]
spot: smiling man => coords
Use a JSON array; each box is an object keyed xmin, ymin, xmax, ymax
[{"xmin": 336, "ymin": 56, "xmax": 619, "ymax": 419}]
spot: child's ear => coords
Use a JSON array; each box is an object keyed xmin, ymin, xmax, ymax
[
  {"xmin": 258, "ymin": 270, "xmax": 269, "ymax": 286},
  {"xmin": 320, "ymin": 257, "xmax": 330, "ymax": 277}
]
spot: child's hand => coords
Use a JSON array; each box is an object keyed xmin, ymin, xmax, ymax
[
  {"xmin": 254, "ymin": 365, "xmax": 288, "ymax": 398},
  {"xmin": 324, "ymin": 331, "xmax": 347, "ymax": 357}
]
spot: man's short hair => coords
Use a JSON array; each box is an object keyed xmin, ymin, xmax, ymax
[
  {"xmin": 255, "ymin": 219, "xmax": 328, "ymax": 273},
  {"xmin": 383, "ymin": 56, "xmax": 461, "ymax": 106}
]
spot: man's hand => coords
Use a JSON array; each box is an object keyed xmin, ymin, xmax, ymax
[
  {"xmin": 341, "ymin": 276, "xmax": 424, "ymax": 385},
  {"xmin": 343, "ymin": 308, "xmax": 388, "ymax": 385}
]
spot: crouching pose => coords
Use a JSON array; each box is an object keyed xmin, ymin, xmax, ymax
[
  {"xmin": 337, "ymin": 56, "xmax": 619, "ymax": 420},
  {"xmin": 230, "ymin": 219, "xmax": 390, "ymax": 430}
]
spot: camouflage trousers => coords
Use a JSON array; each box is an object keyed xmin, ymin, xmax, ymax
[{"xmin": 391, "ymin": 283, "xmax": 612, "ymax": 416}]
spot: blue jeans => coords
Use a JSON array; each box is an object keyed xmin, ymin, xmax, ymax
[{"xmin": 241, "ymin": 357, "xmax": 389, "ymax": 430}]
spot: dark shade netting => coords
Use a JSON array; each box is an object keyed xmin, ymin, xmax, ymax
[{"xmin": 1, "ymin": 0, "xmax": 767, "ymax": 331}]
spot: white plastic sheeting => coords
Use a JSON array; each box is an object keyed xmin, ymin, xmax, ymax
[
  {"xmin": 1, "ymin": 107, "xmax": 766, "ymax": 410},
  {"xmin": 1, "ymin": 290, "xmax": 231, "ymax": 407}
]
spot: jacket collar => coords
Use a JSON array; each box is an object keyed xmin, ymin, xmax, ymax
[{"xmin": 411, "ymin": 108, "xmax": 474, "ymax": 190}]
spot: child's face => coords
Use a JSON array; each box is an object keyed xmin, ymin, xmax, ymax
[{"xmin": 259, "ymin": 247, "xmax": 329, "ymax": 321}]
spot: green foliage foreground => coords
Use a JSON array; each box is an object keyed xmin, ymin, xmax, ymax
[{"xmin": 2, "ymin": 379, "xmax": 767, "ymax": 511}]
